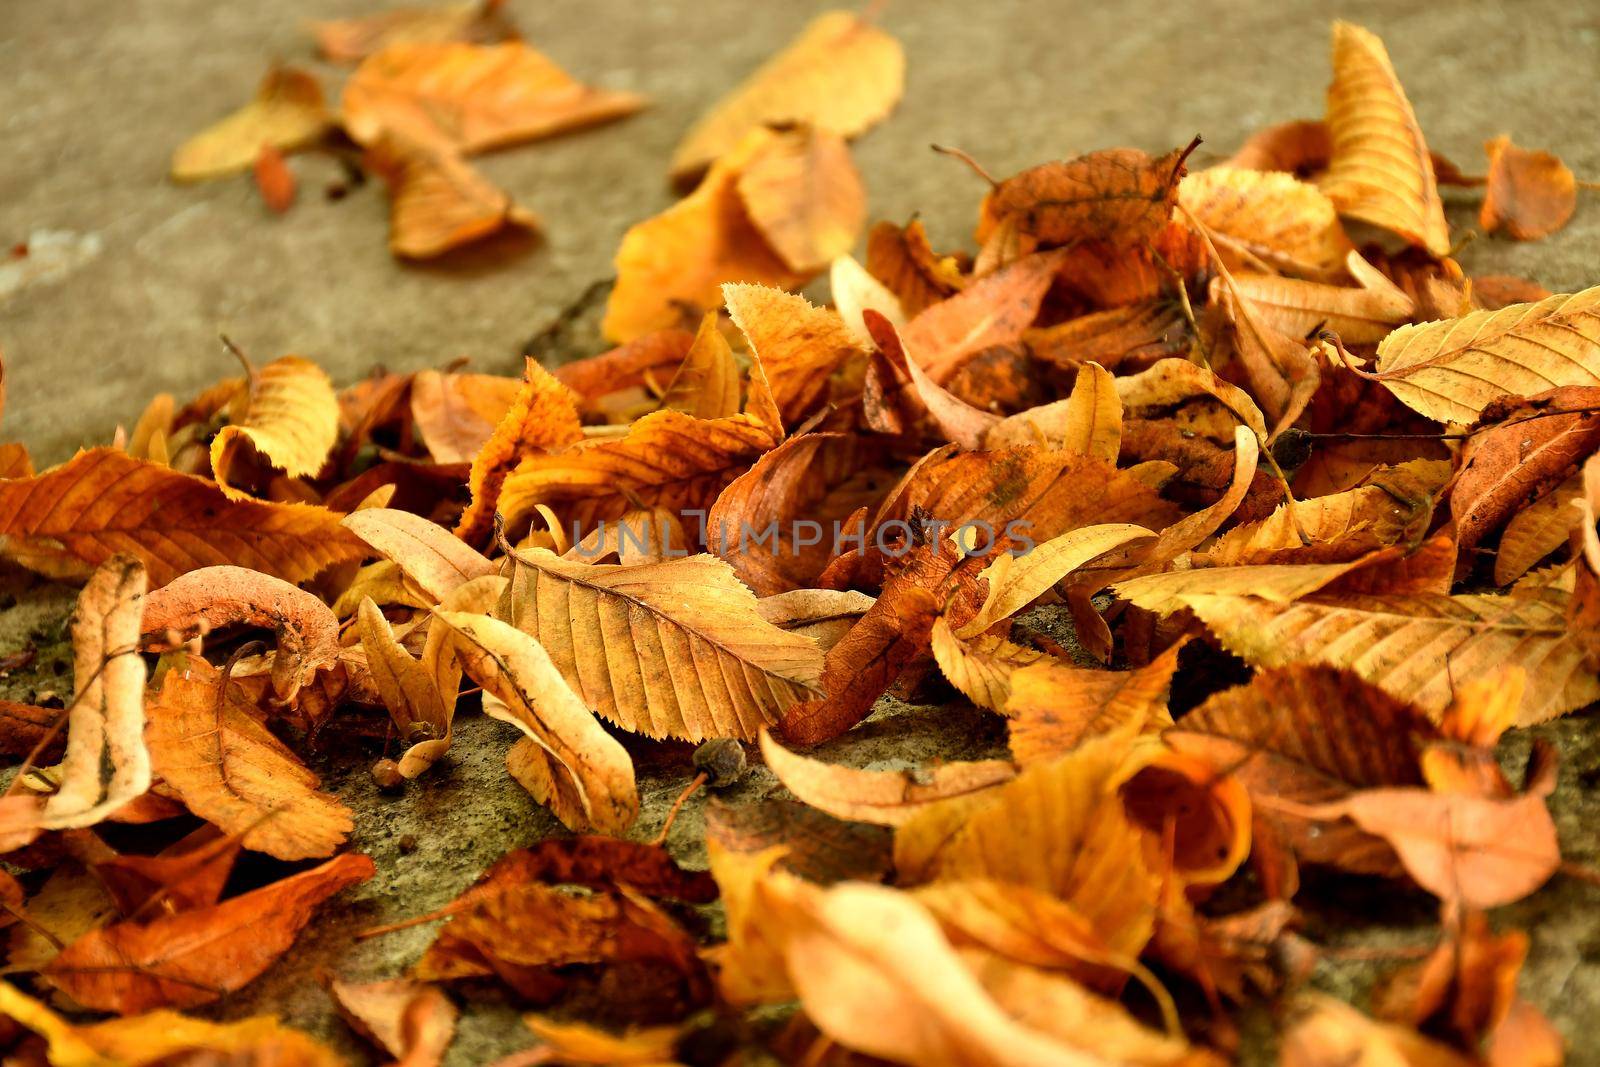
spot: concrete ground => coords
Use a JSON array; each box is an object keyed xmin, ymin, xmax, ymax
[
  {"xmin": 3, "ymin": 0, "xmax": 1599, "ymax": 464},
  {"xmin": 3, "ymin": 1, "xmax": 1600, "ymax": 1064}
]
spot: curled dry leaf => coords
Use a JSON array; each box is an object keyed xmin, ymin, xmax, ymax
[
  {"xmin": 146, "ymin": 658, "xmax": 355, "ymax": 860},
  {"xmin": 210, "ymin": 355, "xmax": 340, "ymax": 498},
  {"xmin": 357, "ymin": 599, "xmax": 457, "ymax": 779},
  {"xmin": 759, "ymin": 730, "xmax": 1015, "ymax": 827},
  {"xmin": 456, "ymin": 359, "xmax": 584, "ymax": 544},
  {"xmin": 0, "ymin": 981, "xmax": 343, "ymax": 1066},
  {"xmin": 0, "ymin": 449, "xmax": 365, "ymax": 586},
  {"xmin": 39, "ymin": 556, "xmax": 149, "ymax": 831},
  {"xmin": 929, "ymin": 619, "xmax": 1053, "ymax": 714},
  {"xmin": 441, "ymin": 611, "xmax": 638, "ymax": 833},
  {"xmin": 500, "ymin": 548, "xmax": 824, "ymax": 741},
  {"xmin": 662, "ymin": 313, "xmax": 742, "ymax": 420},
  {"xmin": 956, "ymin": 523, "xmax": 1155, "ymax": 638},
  {"xmin": 139, "ymin": 565, "xmax": 341, "ymax": 703},
  {"xmin": 1225, "ymin": 251, "xmax": 1415, "ymax": 346},
  {"xmin": 344, "ymin": 507, "xmax": 498, "ymax": 602},
  {"xmin": 328, "ymin": 975, "xmax": 459, "ymax": 1067},
  {"xmin": 669, "ymin": 9, "xmax": 904, "ymax": 184},
  {"xmin": 311, "ymin": 0, "xmax": 518, "ymax": 64},
  {"xmin": 369, "ymin": 136, "xmax": 540, "ymax": 258},
  {"xmin": 171, "ymin": 66, "xmax": 330, "ymax": 180},
  {"xmin": 1318, "ymin": 22, "xmax": 1450, "ymax": 256},
  {"xmin": 723, "ymin": 282, "xmax": 867, "ymax": 429},
  {"xmin": 43, "ymin": 852, "xmax": 374, "ymax": 1013},
  {"xmin": 1481, "ymin": 135, "xmax": 1577, "ymax": 241},
  {"xmin": 343, "ymin": 41, "xmax": 643, "ymax": 155}
]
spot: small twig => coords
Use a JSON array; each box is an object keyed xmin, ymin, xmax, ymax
[
  {"xmin": 930, "ymin": 144, "xmax": 999, "ymax": 188},
  {"xmin": 649, "ymin": 772, "xmax": 708, "ymax": 847}
]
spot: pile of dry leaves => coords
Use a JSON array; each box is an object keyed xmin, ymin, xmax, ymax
[{"xmin": 0, "ymin": 4, "xmax": 1598, "ymax": 1064}]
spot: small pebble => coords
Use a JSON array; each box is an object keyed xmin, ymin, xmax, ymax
[
  {"xmin": 371, "ymin": 758, "xmax": 404, "ymax": 791},
  {"xmin": 693, "ymin": 738, "xmax": 748, "ymax": 788}
]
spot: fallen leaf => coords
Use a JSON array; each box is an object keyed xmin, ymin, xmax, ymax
[
  {"xmin": 1481, "ymin": 135, "xmax": 1577, "ymax": 241},
  {"xmin": 312, "ymin": 0, "xmax": 518, "ymax": 64},
  {"xmin": 1006, "ymin": 640, "xmax": 1184, "ymax": 764},
  {"xmin": 1179, "ymin": 166, "xmax": 1352, "ymax": 276},
  {"xmin": 735, "ymin": 126, "xmax": 866, "ymax": 273},
  {"xmin": 499, "ymin": 548, "xmax": 824, "ymax": 741},
  {"xmin": 344, "ymin": 507, "xmax": 499, "ymax": 601},
  {"xmin": 342, "ymin": 41, "xmax": 643, "ymax": 154},
  {"xmin": 455, "ymin": 360, "xmax": 585, "ymax": 544},
  {"xmin": 253, "ymin": 143, "xmax": 296, "ymax": 213},
  {"xmin": 409, "ymin": 369, "xmax": 521, "ymax": 464},
  {"xmin": 608, "ymin": 130, "xmax": 823, "ymax": 342},
  {"xmin": 171, "ymin": 66, "xmax": 331, "ymax": 180},
  {"xmin": 145, "ymin": 658, "xmax": 355, "ymax": 860},
  {"xmin": 210, "ymin": 355, "xmax": 340, "ymax": 498},
  {"xmin": 441, "ymin": 611, "xmax": 638, "ymax": 832},
  {"xmin": 1281, "ymin": 995, "xmax": 1474, "ymax": 1067},
  {"xmin": 139, "ymin": 565, "xmax": 341, "ymax": 702},
  {"xmin": 1318, "ymin": 22, "xmax": 1450, "ymax": 256},
  {"xmin": 669, "ymin": 10, "xmax": 904, "ymax": 184},
  {"xmin": 369, "ymin": 136, "xmax": 540, "ymax": 258},
  {"xmin": 723, "ymin": 282, "xmax": 867, "ymax": 429},
  {"xmin": 981, "ymin": 142, "xmax": 1196, "ymax": 250},
  {"xmin": 956, "ymin": 523, "xmax": 1155, "ymax": 638},
  {"xmin": 0, "ymin": 980, "xmax": 344, "ymax": 1066},
  {"xmin": 899, "ymin": 250, "xmax": 1065, "ymax": 382},
  {"xmin": 760, "ymin": 731, "xmax": 1015, "ymax": 827},
  {"xmin": 328, "ymin": 976, "xmax": 458, "ymax": 1067},
  {"xmin": 43, "ymin": 852, "xmax": 373, "ymax": 1013},
  {"xmin": 1181, "ymin": 585, "xmax": 1599, "ymax": 725},
  {"xmin": 39, "ymin": 556, "xmax": 150, "ymax": 830}
]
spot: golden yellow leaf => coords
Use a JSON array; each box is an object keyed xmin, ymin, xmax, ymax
[
  {"xmin": 0, "ymin": 981, "xmax": 343, "ymax": 1067},
  {"xmin": 1225, "ymin": 251, "xmax": 1414, "ymax": 345},
  {"xmin": 929, "ymin": 619, "xmax": 1052, "ymax": 714},
  {"xmin": 440, "ymin": 611, "xmax": 638, "ymax": 833},
  {"xmin": 342, "ymin": 41, "xmax": 643, "ymax": 154},
  {"xmin": 1281, "ymin": 995, "xmax": 1474, "ymax": 1067},
  {"xmin": 356, "ymin": 599, "xmax": 457, "ymax": 779},
  {"xmin": 956, "ymin": 523, "xmax": 1155, "ymax": 638},
  {"xmin": 1182, "ymin": 586, "xmax": 1599, "ymax": 725},
  {"xmin": 605, "ymin": 130, "xmax": 808, "ymax": 342},
  {"xmin": 343, "ymin": 507, "xmax": 497, "ymax": 602},
  {"xmin": 660, "ymin": 313, "xmax": 742, "ymax": 420},
  {"xmin": 146, "ymin": 658, "xmax": 354, "ymax": 860},
  {"xmin": 518, "ymin": 1014, "xmax": 682, "ymax": 1067},
  {"xmin": 1006, "ymin": 642, "xmax": 1182, "ymax": 765},
  {"xmin": 735, "ymin": 126, "xmax": 866, "ymax": 273},
  {"xmin": 496, "ymin": 386, "xmax": 780, "ymax": 541},
  {"xmin": 369, "ymin": 137, "xmax": 540, "ymax": 258},
  {"xmin": 1198, "ymin": 480, "xmax": 1434, "ymax": 567},
  {"xmin": 171, "ymin": 66, "xmax": 331, "ymax": 180},
  {"xmin": 894, "ymin": 738, "xmax": 1159, "ymax": 966},
  {"xmin": 501, "ymin": 547, "xmax": 824, "ymax": 741},
  {"xmin": 1369, "ymin": 285, "xmax": 1600, "ymax": 424},
  {"xmin": 1115, "ymin": 357, "xmax": 1268, "ymax": 441},
  {"xmin": 1112, "ymin": 558, "xmax": 1367, "ymax": 618},
  {"xmin": 455, "ymin": 360, "xmax": 584, "ymax": 545},
  {"xmin": 1494, "ymin": 473, "xmax": 1583, "ymax": 585},
  {"xmin": 1179, "ymin": 166, "xmax": 1352, "ymax": 276},
  {"xmin": 759, "ymin": 730, "xmax": 1015, "ymax": 826},
  {"xmin": 724, "ymin": 282, "xmax": 866, "ymax": 430},
  {"xmin": 1058, "ymin": 362, "xmax": 1122, "ymax": 462},
  {"xmin": 669, "ymin": 10, "xmax": 904, "ymax": 184},
  {"xmin": 210, "ymin": 356, "xmax": 339, "ymax": 499},
  {"xmin": 1317, "ymin": 22, "xmax": 1450, "ymax": 256}
]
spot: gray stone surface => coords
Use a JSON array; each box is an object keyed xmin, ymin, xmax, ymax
[
  {"xmin": 4, "ymin": 0, "xmax": 1599, "ymax": 463},
  {"xmin": 3, "ymin": 1, "xmax": 1600, "ymax": 1063}
]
